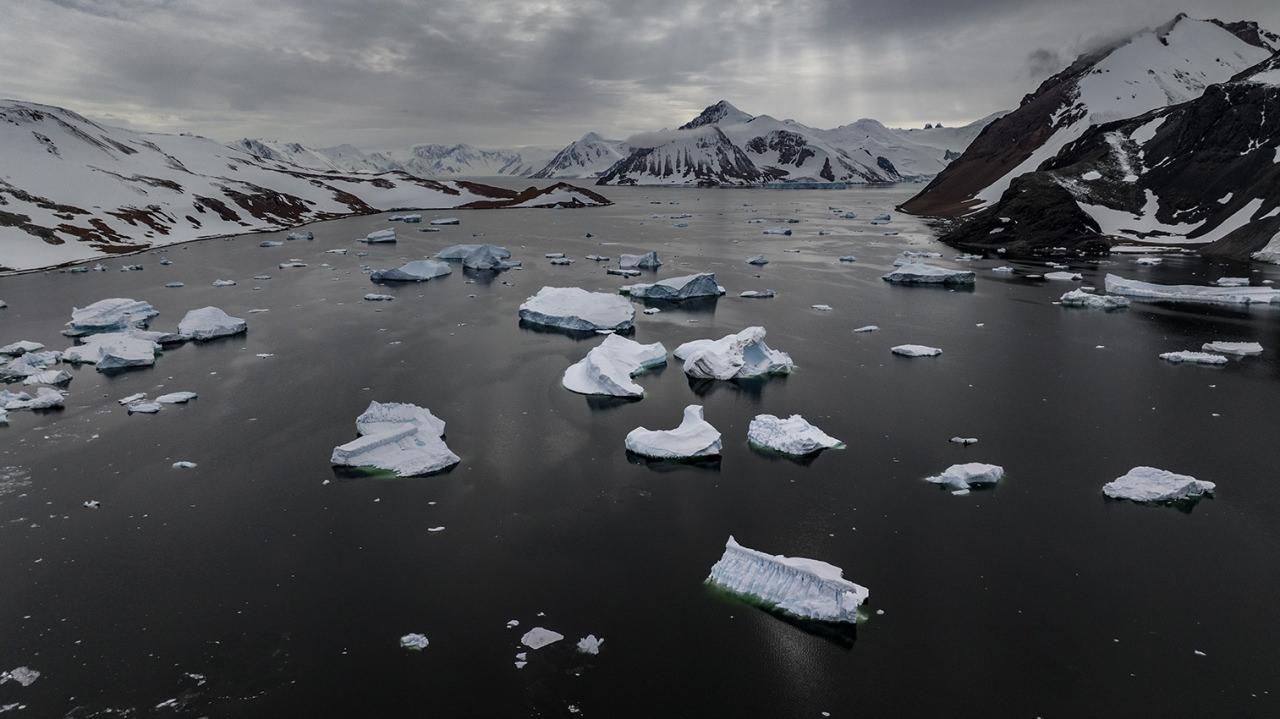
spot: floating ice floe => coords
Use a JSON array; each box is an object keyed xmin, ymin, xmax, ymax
[
  {"xmin": 561, "ymin": 334, "xmax": 667, "ymax": 398},
  {"xmin": 278, "ymin": 261, "xmax": 307, "ymax": 268},
  {"xmin": 128, "ymin": 401, "xmax": 162, "ymax": 414},
  {"xmin": 619, "ymin": 251, "xmax": 661, "ymax": 270},
  {"xmin": 585, "ymin": 254, "xmax": 609, "ymax": 262},
  {"xmin": 173, "ymin": 461, "xmax": 197, "ymax": 469},
  {"xmin": 748, "ymin": 414, "xmax": 844, "ymax": 456},
  {"xmin": 642, "ymin": 307, "xmax": 660, "ymax": 314},
  {"xmin": 739, "ymin": 290, "xmax": 776, "ymax": 299},
  {"xmin": 364, "ymin": 293, "xmax": 395, "ymax": 301},
  {"xmin": 1201, "ymin": 341, "xmax": 1263, "ymax": 356},
  {"xmin": 882, "ymin": 263, "xmax": 975, "ymax": 285},
  {"xmin": 429, "ymin": 217, "xmax": 460, "ymax": 226},
  {"xmin": 1159, "ymin": 351, "xmax": 1227, "ymax": 365},
  {"xmin": 950, "ymin": 436, "xmax": 979, "ymax": 446},
  {"xmin": 625, "ymin": 405, "xmax": 722, "ymax": 460},
  {"xmin": 63, "ymin": 298, "xmax": 158, "ymax": 337},
  {"xmin": 673, "ymin": 327, "xmax": 794, "ymax": 380},
  {"xmin": 1213, "ymin": 277, "xmax": 1250, "ymax": 287},
  {"xmin": 1044, "ymin": 271, "xmax": 1082, "ymax": 281},
  {"xmin": 992, "ymin": 266, "xmax": 1015, "ymax": 274},
  {"xmin": 706, "ymin": 536, "xmax": 868, "ymax": 623},
  {"xmin": 370, "ymin": 259, "xmax": 452, "ymax": 282},
  {"xmin": 1105, "ymin": 274, "xmax": 1280, "ymax": 305},
  {"xmin": 287, "ymin": 231, "xmax": 314, "ymax": 241},
  {"xmin": 891, "ymin": 344, "xmax": 941, "ymax": 357},
  {"xmin": 838, "ymin": 255, "xmax": 857, "ymax": 263},
  {"xmin": 22, "ymin": 369, "xmax": 72, "ymax": 386},
  {"xmin": 762, "ymin": 227, "xmax": 792, "ymax": 236},
  {"xmin": 853, "ymin": 325, "xmax": 879, "ymax": 333},
  {"xmin": 156, "ymin": 391, "xmax": 197, "ymax": 404},
  {"xmin": 576, "ymin": 635, "xmax": 603, "ymax": 655},
  {"xmin": 925, "ymin": 462, "xmax": 1004, "ymax": 493},
  {"xmin": 545, "ymin": 253, "xmax": 565, "ymax": 259},
  {"xmin": 212, "ymin": 279, "xmax": 236, "ymax": 287},
  {"xmin": 811, "ymin": 304, "xmax": 833, "ymax": 311},
  {"xmin": 549, "ymin": 257, "xmax": 573, "ymax": 265},
  {"xmin": 619, "ymin": 273, "xmax": 724, "ymax": 301},
  {"xmin": 1102, "ymin": 467, "xmax": 1215, "ymax": 504},
  {"xmin": 0, "ymin": 350, "xmax": 62, "ymax": 380},
  {"xmin": 606, "ymin": 268, "xmax": 641, "ymax": 277},
  {"xmin": 178, "ymin": 307, "xmax": 247, "ymax": 341},
  {"xmin": 260, "ymin": 240, "xmax": 283, "ymax": 247},
  {"xmin": 165, "ymin": 282, "xmax": 185, "ymax": 288},
  {"xmin": 1135, "ymin": 257, "xmax": 1162, "ymax": 266},
  {"xmin": 1059, "ymin": 289, "xmax": 1130, "ymax": 310},
  {"xmin": 0, "ymin": 388, "xmax": 65, "ymax": 411},
  {"xmin": 399, "ymin": 633, "xmax": 429, "ymax": 651},
  {"xmin": 330, "ymin": 401, "xmax": 460, "ymax": 477},
  {"xmin": 63, "ymin": 332, "xmax": 159, "ymax": 371},
  {"xmin": 435, "ymin": 244, "xmax": 519, "ymax": 270},
  {"xmin": 520, "ymin": 627, "xmax": 564, "ymax": 650},
  {"xmin": 518, "ymin": 287, "xmax": 635, "ymax": 333},
  {"xmin": 364, "ymin": 228, "xmax": 397, "ymax": 243},
  {"xmin": 0, "ymin": 341, "xmax": 43, "ymax": 357},
  {"xmin": 0, "ymin": 666, "xmax": 40, "ymax": 687},
  {"xmin": 746, "ymin": 255, "xmax": 769, "ymax": 266}
]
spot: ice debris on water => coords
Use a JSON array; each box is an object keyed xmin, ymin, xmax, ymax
[
  {"xmin": 63, "ymin": 298, "xmax": 158, "ymax": 337},
  {"xmin": 1159, "ymin": 351, "xmax": 1227, "ymax": 365},
  {"xmin": 949, "ymin": 437, "xmax": 979, "ymax": 446},
  {"xmin": 1059, "ymin": 289, "xmax": 1129, "ymax": 310},
  {"xmin": 330, "ymin": 401, "xmax": 460, "ymax": 477},
  {"xmin": 620, "ymin": 273, "xmax": 724, "ymax": 301},
  {"xmin": 706, "ymin": 536, "xmax": 868, "ymax": 623},
  {"xmin": 853, "ymin": 325, "xmax": 879, "ymax": 333},
  {"xmin": 561, "ymin": 334, "xmax": 666, "ymax": 398},
  {"xmin": 156, "ymin": 391, "xmax": 197, "ymax": 404},
  {"xmin": 520, "ymin": 627, "xmax": 564, "ymax": 650},
  {"xmin": 747, "ymin": 414, "xmax": 844, "ymax": 456},
  {"xmin": 0, "ymin": 667, "xmax": 40, "ymax": 687},
  {"xmin": 891, "ymin": 344, "xmax": 942, "ymax": 357},
  {"xmin": 178, "ymin": 307, "xmax": 247, "ymax": 341},
  {"xmin": 576, "ymin": 635, "xmax": 604, "ymax": 655},
  {"xmin": 625, "ymin": 404, "xmax": 722, "ymax": 460},
  {"xmin": 364, "ymin": 293, "xmax": 395, "ymax": 302},
  {"xmin": 925, "ymin": 463, "xmax": 1004, "ymax": 493},
  {"xmin": 746, "ymin": 255, "xmax": 768, "ymax": 266},
  {"xmin": 739, "ymin": 290, "xmax": 775, "ymax": 299},
  {"xmin": 618, "ymin": 251, "xmax": 661, "ymax": 270}
]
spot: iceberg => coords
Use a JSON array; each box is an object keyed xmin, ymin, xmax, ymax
[
  {"xmin": 520, "ymin": 627, "xmax": 563, "ymax": 650},
  {"xmin": 950, "ymin": 436, "xmax": 979, "ymax": 445},
  {"xmin": 619, "ymin": 273, "xmax": 724, "ymax": 301},
  {"xmin": 62, "ymin": 332, "xmax": 158, "ymax": 371},
  {"xmin": 286, "ymin": 231, "xmax": 314, "ymax": 241},
  {"xmin": 925, "ymin": 462, "xmax": 1004, "ymax": 491},
  {"xmin": 279, "ymin": 261, "xmax": 307, "ymax": 268},
  {"xmin": 22, "ymin": 369, "xmax": 72, "ymax": 386},
  {"xmin": 746, "ymin": 255, "xmax": 769, "ymax": 266},
  {"xmin": 0, "ymin": 666, "xmax": 40, "ymax": 687},
  {"xmin": 518, "ymin": 287, "xmax": 635, "ymax": 333},
  {"xmin": 762, "ymin": 227, "xmax": 792, "ymax": 236},
  {"xmin": 838, "ymin": 255, "xmax": 857, "ymax": 263},
  {"xmin": 624, "ymin": 404, "xmax": 722, "ymax": 459},
  {"xmin": 1102, "ymin": 467, "xmax": 1215, "ymax": 503},
  {"xmin": 364, "ymin": 293, "xmax": 394, "ymax": 301},
  {"xmin": 673, "ymin": 327, "xmax": 794, "ymax": 380},
  {"xmin": 1044, "ymin": 271, "xmax": 1082, "ymax": 281},
  {"xmin": 891, "ymin": 344, "xmax": 942, "ymax": 357},
  {"xmin": 0, "ymin": 340, "xmax": 43, "ymax": 356},
  {"xmin": 739, "ymin": 290, "xmax": 776, "ymax": 299},
  {"xmin": 370, "ymin": 259, "xmax": 452, "ymax": 282},
  {"xmin": 706, "ymin": 536, "xmax": 868, "ymax": 624},
  {"xmin": 1, "ymin": 387, "xmax": 65, "ymax": 410},
  {"xmin": 747, "ymin": 414, "xmax": 844, "ymax": 456},
  {"xmin": 618, "ymin": 251, "xmax": 661, "ymax": 270},
  {"xmin": 364, "ymin": 228, "xmax": 397, "ymax": 243},
  {"xmin": 1104, "ymin": 274, "xmax": 1280, "ymax": 305},
  {"xmin": 1159, "ymin": 351, "xmax": 1227, "ymax": 365},
  {"xmin": 1201, "ymin": 341, "xmax": 1263, "ymax": 356},
  {"xmin": 63, "ymin": 298, "xmax": 158, "ymax": 336},
  {"xmin": 127, "ymin": 401, "xmax": 162, "ymax": 414},
  {"xmin": 331, "ymin": 401, "xmax": 459, "ymax": 477},
  {"xmin": 576, "ymin": 635, "xmax": 603, "ymax": 655},
  {"xmin": 0, "ymin": 350, "xmax": 62, "ymax": 380},
  {"xmin": 178, "ymin": 307, "xmax": 247, "ymax": 341},
  {"xmin": 561, "ymin": 334, "xmax": 667, "ymax": 398},
  {"xmin": 156, "ymin": 391, "xmax": 198, "ymax": 404},
  {"xmin": 435, "ymin": 244, "xmax": 518, "ymax": 270},
  {"xmin": 399, "ymin": 633, "xmax": 429, "ymax": 651},
  {"xmin": 260, "ymin": 240, "xmax": 283, "ymax": 247},
  {"xmin": 429, "ymin": 217, "xmax": 460, "ymax": 225},
  {"xmin": 853, "ymin": 325, "xmax": 879, "ymax": 333},
  {"xmin": 211, "ymin": 279, "xmax": 237, "ymax": 287},
  {"xmin": 606, "ymin": 268, "xmax": 641, "ymax": 277},
  {"xmin": 1212, "ymin": 277, "xmax": 1250, "ymax": 287},
  {"xmin": 882, "ymin": 264, "xmax": 975, "ymax": 285},
  {"xmin": 1060, "ymin": 289, "xmax": 1130, "ymax": 310}
]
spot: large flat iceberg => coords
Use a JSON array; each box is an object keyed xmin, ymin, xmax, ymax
[
  {"xmin": 1060, "ymin": 289, "xmax": 1129, "ymax": 310},
  {"xmin": 706, "ymin": 536, "xmax": 868, "ymax": 623},
  {"xmin": 562, "ymin": 334, "xmax": 666, "ymax": 398},
  {"xmin": 882, "ymin": 263, "xmax": 975, "ymax": 285},
  {"xmin": 330, "ymin": 401, "xmax": 459, "ymax": 477},
  {"xmin": 63, "ymin": 332, "xmax": 159, "ymax": 371},
  {"xmin": 673, "ymin": 327, "xmax": 794, "ymax": 380},
  {"xmin": 624, "ymin": 404, "xmax": 722, "ymax": 459},
  {"xmin": 1104, "ymin": 274, "xmax": 1280, "ymax": 305},
  {"xmin": 370, "ymin": 260, "xmax": 452, "ymax": 283},
  {"xmin": 747, "ymin": 414, "xmax": 844, "ymax": 456},
  {"xmin": 519, "ymin": 287, "xmax": 635, "ymax": 333},
  {"xmin": 1102, "ymin": 466, "xmax": 1215, "ymax": 504},
  {"xmin": 63, "ymin": 298, "xmax": 158, "ymax": 336}
]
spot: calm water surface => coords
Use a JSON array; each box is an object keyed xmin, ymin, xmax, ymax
[{"xmin": 2, "ymin": 180, "xmax": 1279, "ymax": 717}]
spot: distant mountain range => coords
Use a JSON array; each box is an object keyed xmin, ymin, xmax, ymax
[
  {"xmin": 0, "ymin": 100, "xmax": 609, "ymax": 272},
  {"xmin": 233, "ymin": 102, "xmax": 1004, "ymax": 186},
  {"xmin": 902, "ymin": 14, "xmax": 1280, "ymax": 262}
]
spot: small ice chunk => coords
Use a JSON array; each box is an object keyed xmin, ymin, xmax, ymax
[
  {"xmin": 549, "ymin": 257, "xmax": 573, "ymax": 265},
  {"xmin": 1201, "ymin": 341, "xmax": 1262, "ymax": 356},
  {"xmin": 118, "ymin": 392, "xmax": 147, "ymax": 405},
  {"xmin": 949, "ymin": 437, "xmax": 979, "ymax": 445},
  {"xmin": 520, "ymin": 627, "xmax": 564, "ymax": 650},
  {"xmin": 399, "ymin": 633, "xmax": 429, "ymax": 651},
  {"xmin": 1213, "ymin": 277, "xmax": 1250, "ymax": 287},
  {"xmin": 706, "ymin": 536, "xmax": 868, "ymax": 623},
  {"xmin": 0, "ymin": 387, "xmax": 65, "ymax": 410},
  {"xmin": 620, "ymin": 272, "xmax": 724, "ymax": 301},
  {"xmin": 992, "ymin": 266, "xmax": 1015, "ymax": 273},
  {"xmin": 545, "ymin": 253, "xmax": 565, "ymax": 258},
  {"xmin": 211, "ymin": 279, "xmax": 237, "ymax": 287},
  {"xmin": 155, "ymin": 391, "xmax": 197, "ymax": 404},
  {"xmin": 429, "ymin": 217, "xmax": 460, "ymax": 225},
  {"xmin": 562, "ymin": 334, "xmax": 667, "ymax": 398},
  {"xmin": 811, "ymin": 304, "xmax": 833, "ymax": 311},
  {"xmin": 279, "ymin": 261, "xmax": 307, "ymax": 268},
  {"xmin": 625, "ymin": 404, "xmax": 722, "ymax": 459},
  {"xmin": 1102, "ymin": 466, "xmax": 1215, "ymax": 503},
  {"xmin": 518, "ymin": 287, "xmax": 635, "ymax": 332},
  {"xmin": 748, "ymin": 414, "xmax": 844, "ymax": 456},
  {"xmin": 370, "ymin": 260, "xmax": 451, "ymax": 282},
  {"xmin": 1159, "ymin": 351, "xmax": 1228, "ymax": 365},
  {"xmin": 83, "ymin": 500, "xmax": 101, "ymax": 509},
  {"xmin": 746, "ymin": 255, "xmax": 768, "ymax": 266},
  {"xmin": 1043, "ymin": 271, "xmax": 1082, "ymax": 281},
  {"xmin": 22, "ymin": 369, "xmax": 72, "ymax": 386},
  {"xmin": 1060, "ymin": 289, "xmax": 1130, "ymax": 310},
  {"xmin": 925, "ymin": 462, "xmax": 1004, "ymax": 491},
  {"xmin": 853, "ymin": 325, "xmax": 879, "ymax": 333},
  {"xmin": 0, "ymin": 667, "xmax": 40, "ymax": 687},
  {"xmin": 330, "ymin": 401, "xmax": 459, "ymax": 477},
  {"xmin": 165, "ymin": 282, "xmax": 185, "ymax": 288},
  {"xmin": 673, "ymin": 326, "xmax": 794, "ymax": 380},
  {"xmin": 364, "ymin": 293, "xmax": 395, "ymax": 301},
  {"xmin": 0, "ymin": 340, "xmax": 43, "ymax": 357},
  {"xmin": 607, "ymin": 268, "xmax": 641, "ymax": 277},
  {"xmin": 286, "ymin": 231, "xmax": 314, "ymax": 241},
  {"xmin": 1135, "ymin": 257, "xmax": 1163, "ymax": 266},
  {"xmin": 642, "ymin": 307, "xmax": 661, "ymax": 314},
  {"xmin": 576, "ymin": 635, "xmax": 604, "ymax": 655},
  {"xmin": 435, "ymin": 244, "xmax": 518, "ymax": 270},
  {"xmin": 618, "ymin": 251, "xmax": 661, "ymax": 270},
  {"xmin": 128, "ymin": 401, "xmax": 162, "ymax": 414},
  {"xmin": 178, "ymin": 307, "xmax": 247, "ymax": 341},
  {"xmin": 739, "ymin": 290, "xmax": 775, "ymax": 298},
  {"xmin": 882, "ymin": 263, "xmax": 975, "ymax": 285},
  {"xmin": 762, "ymin": 227, "xmax": 792, "ymax": 236},
  {"xmin": 260, "ymin": 240, "xmax": 283, "ymax": 247},
  {"xmin": 173, "ymin": 461, "xmax": 197, "ymax": 469},
  {"xmin": 891, "ymin": 344, "xmax": 942, "ymax": 357},
  {"xmin": 838, "ymin": 255, "xmax": 857, "ymax": 263}
]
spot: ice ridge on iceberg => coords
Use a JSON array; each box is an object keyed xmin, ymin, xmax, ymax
[{"xmin": 706, "ymin": 536, "xmax": 868, "ymax": 623}]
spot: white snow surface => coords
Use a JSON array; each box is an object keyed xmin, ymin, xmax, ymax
[
  {"xmin": 925, "ymin": 462, "xmax": 1005, "ymax": 491},
  {"xmin": 1102, "ymin": 466, "xmax": 1215, "ymax": 503},
  {"xmin": 706, "ymin": 536, "xmax": 869, "ymax": 623},
  {"xmin": 624, "ymin": 404, "xmax": 722, "ymax": 459},
  {"xmin": 882, "ymin": 263, "xmax": 976, "ymax": 285},
  {"xmin": 520, "ymin": 627, "xmax": 565, "ymax": 650},
  {"xmin": 1105, "ymin": 274, "xmax": 1280, "ymax": 304},
  {"xmin": 518, "ymin": 287, "xmax": 636, "ymax": 332},
  {"xmin": 178, "ymin": 307, "xmax": 247, "ymax": 341},
  {"xmin": 330, "ymin": 401, "xmax": 459, "ymax": 477},
  {"xmin": 747, "ymin": 414, "xmax": 844, "ymax": 456},
  {"xmin": 1060, "ymin": 289, "xmax": 1131, "ymax": 310},
  {"xmin": 561, "ymin": 334, "xmax": 667, "ymax": 398},
  {"xmin": 63, "ymin": 298, "xmax": 157, "ymax": 336}
]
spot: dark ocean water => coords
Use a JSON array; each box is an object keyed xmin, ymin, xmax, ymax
[{"xmin": 2, "ymin": 180, "xmax": 1279, "ymax": 718}]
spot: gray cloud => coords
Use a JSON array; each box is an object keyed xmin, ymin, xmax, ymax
[{"xmin": 4, "ymin": 0, "xmax": 1279, "ymax": 150}]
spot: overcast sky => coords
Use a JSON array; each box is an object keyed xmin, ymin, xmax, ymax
[{"xmin": 3, "ymin": 0, "xmax": 1278, "ymax": 150}]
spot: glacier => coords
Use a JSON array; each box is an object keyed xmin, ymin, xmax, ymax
[{"xmin": 706, "ymin": 536, "xmax": 868, "ymax": 624}]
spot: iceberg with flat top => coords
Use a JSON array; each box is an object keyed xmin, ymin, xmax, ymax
[
  {"xmin": 0, "ymin": 350, "xmax": 62, "ymax": 380},
  {"xmin": 619, "ymin": 272, "xmax": 725, "ymax": 301},
  {"xmin": 1104, "ymin": 274, "xmax": 1280, "ymax": 305},
  {"xmin": 706, "ymin": 536, "xmax": 868, "ymax": 624},
  {"xmin": 1201, "ymin": 341, "xmax": 1262, "ymax": 356},
  {"xmin": 178, "ymin": 307, "xmax": 247, "ymax": 341},
  {"xmin": 562, "ymin": 334, "xmax": 667, "ymax": 398},
  {"xmin": 435, "ymin": 244, "xmax": 519, "ymax": 270},
  {"xmin": 1159, "ymin": 351, "xmax": 1227, "ymax": 365},
  {"xmin": 1, "ymin": 387, "xmax": 65, "ymax": 410},
  {"xmin": 62, "ymin": 332, "xmax": 159, "ymax": 371},
  {"xmin": 63, "ymin": 298, "xmax": 158, "ymax": 336},
  {"xmin": 673, "ymin": 327, "xmax": 794, "ymax": 380},
  {"xmin": 330, "ymin": 401, "xmax": 459, "ymax": 477},
  {"xmin": 925, "ymin": 462, "xmax": 1004, "ymax": 491},
  {"xmin": 1102, "ymin": 467, "xmax": 1215, "ymax": 504},
  {"xmin": 624, "ymin": 404, "xmax": 722, "ymax": 459},
  {"xmin": 892, "ymin": 344, "xmax": 942, "ymax": 357},
  {"xmin": 619, "ymin": 251, "xmax": 661, "ymax": 270},
  {"xmin": 0, "ymin": 340, "xmax": 43, "ymax": 356},
  {"xmin": 519, "ymin": 287, "xmax": 635, "ymax": 333},
  {"xmin": 364, "ymin": 228, "xmax": 396, "ymax": 243},
  {"xmin": 882, "ymin": 263, "xmax": 975, "ymax": 285},
  {"xmin": 1060, "ymin": 289, "xmax": 1129, "ymax": 310},
  {"xmin": 370, "ymin": 259, "xmax": 452, "ymax": 282},
  {"xmin": 748, "ymin": 414, "xmax": 844, "ymax": 456}
]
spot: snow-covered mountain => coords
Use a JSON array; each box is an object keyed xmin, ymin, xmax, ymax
[
  {"xmin": 902, "ymin": 15, "xmax": 1279, "ymax": 216},
  {"xmin": 232, "ymin": 139, "xmax": 557, "ymax": 178},
  {"xmin": 594, "ymin": 101, "xmax": 999, "ymax": 186},
  {"xmin": 531, "ymin": 132, "xmax": 631, "ymax": 179},
  {"xmin": 0, "ymin": 99, "xmax": 609, "ymax": 272},
  {"xmin": 938, "ymin": 50, "xmax": 1280, "ymax": 261}
]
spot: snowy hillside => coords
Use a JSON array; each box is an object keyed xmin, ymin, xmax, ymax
[
  {"xmin": 939, "ymin": 50, "xmax": 1280, "ymax": 261},
  {"xmin": 388, "ymin": 143, "xmax": 557, "ymax": 178},
  {"xmin": 903, "ymin": 15, "xmax": 1278, "ymax": 216},
  {"xmin": 532, "ymin": 132, "xmax": 631, "ymax": 179},
  {"xmin": 595, "ymin": 101, "xmax": 999, "ymax": 186},
  {"xmin": 0, "ymin": 100, "xmax": 609, "ymax": 272}
]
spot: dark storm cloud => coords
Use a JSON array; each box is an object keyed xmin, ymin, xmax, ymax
[{"xmin": 3, "ymin": 0, "xmax": 1279, "ymax": 149}]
